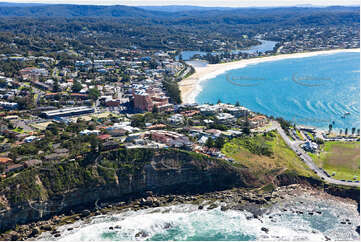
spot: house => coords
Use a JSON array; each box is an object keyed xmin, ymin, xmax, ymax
[
  {"xmin": 80, "ymin": 130, "xmax": 100, "ymax": 135},
  {"xmin": 150, "ymin": 130, "xmax": 191, "ymax": 148},
  {"xmin": 216, "ymin": 113, "xmax": 236, "ymax": 124},
  {"xmin": 24, "ymin": 136, "xmax": 38, "ymax": 143},
  {"xmin": 100, "ymin": 141, "xmax": 120, "ymax": 151},
  {"xmin": 24, "ymin": 159, "xmax": 42, "ymax": 168},
  {"xmin": 0, "ymin": 157, "xmax": 12, "ymax": 165},
  {"xmin": 98, "ymin": 134, "xmax": 111, "ymax": 141},
  {"xmin": 249, "ymin": 115, "xmax": 268, "ymax": 128},
  {"xmin": 5, "ymin": 163, "xmax": 24, "ymax": 174},
  {"xmin": 168, "ymin": 114, "xmax": 184, "ymax": 125},
  {"xmin": 205, "ymin": 129, "xmax": 222, "ymax": 138}
]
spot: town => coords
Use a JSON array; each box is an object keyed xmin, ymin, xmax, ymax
[{"xmin": 0, "ymin": 12, "xmax": 359, "ymax": 181}]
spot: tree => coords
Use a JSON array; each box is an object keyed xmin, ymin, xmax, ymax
[
  {"xmin": 235, "ymin": 101, "xmax": 240, "ymax": 107},
  {"xmin": 328, "ymin": 124, "xmax": 332, "ymax": 134},
  {"xmin": 217, "ymin": 99, "xmax": 222, "ymax": 104},
  {"xmin": 357, "ymin": 129, "xmax": 360, "ymax": 136},
  {"xmin": 351, "ymin": 127, "xmax": 356, "ymax": 135},
  {"xmin": 53, "ymin": 80, "xmax": 60, "ymax": 92},
  {"xmin": 71, "ymin": 80, "xmax": 82, "ymax": 93},
  {"xmin": 315, "ymin": 137, "xmax": 324, "ymax": 144},
  {"xmin": 345, "ymin": 128, "xmax": 348, "ymax": 136},
  {"xmin": 88, "ymin": 87, "xmax": 100, "ymax": 101},
  {"xmin": 214, "ymin": 136, "xmax": 225, "ymax": 149},
  {"xmin": 205, "ymin": 137, "xmax": 214, "ymax": 148},
  {"xmin": 152, "ymin": 105, "xmax": 158, "ymax": 114},
  {"xmin": 339, "ymin": 129, "xmax": 342, "ymax": 135},
  {"xmin": 46, "ymin": 123, "xmax": 58, "ymax": 135}
]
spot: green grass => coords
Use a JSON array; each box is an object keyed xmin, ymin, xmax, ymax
[
  {"xmin": 222, "ymin": 131, "xmax": 314, "ymax": 178},
  {"xmin": 295, "ymin": 129, "xmax": 304, "ymax": 140},
  {"xmin": 309, "ymin": 141, "xmax": 360, "ymax": 181},
  {"xmin": 11, "ymin": 127, "xmax": 24, "ymax": 133},
  {"xmin": 305, "ymin": 131, "xmax": 314, "ymax": 140}
]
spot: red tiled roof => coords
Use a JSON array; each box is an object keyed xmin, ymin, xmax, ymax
[
  {"xmin": 98, "ymin": 134, "xmax": 111, "ymax": 140},
  {"xmin": 0, "ymin": 157, "xmax": 12, "ymax": 164}
]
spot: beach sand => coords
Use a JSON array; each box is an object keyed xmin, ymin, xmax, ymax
[{"xmin": 179, "ymin": 48, "xmax": 360, "ymax": 104}]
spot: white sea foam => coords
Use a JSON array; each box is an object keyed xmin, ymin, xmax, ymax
[{"xmin": 38, "ymin": 195, "xmax": 360, "ymax": 241}]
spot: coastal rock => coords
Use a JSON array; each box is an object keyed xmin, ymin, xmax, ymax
[
  {"xmin": 207, "ymin": 204, "xmax": 218, "ymax": 210},
  {"xmin": 30, "ymin": 228, "xmax": 40, "ymax": 237},
  {"xmin": 9, "ymin": 231, "xmax": 20, "ymax": 240},
  {"xmin": 135, "ymin": 230, "xmax": 149, "ymax": 238},
  {"xmin": 40, "ymin": 224, "xmax": 53, "ymax": 231},
  {"xmin": 163, "ymin": 222, "xmax": 172, "ymax": 230},
  {"xmin": 81, "ymin": 210, "xmax": 91, "ymax": 217},
  {"xmin": 221, "ymin": 205, "xmax": 228, "ymax": 211}
]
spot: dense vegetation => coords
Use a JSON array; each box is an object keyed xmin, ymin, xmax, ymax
[{"xmin": 0, "ymin": 6, "xmax": 358, "ymax": 52}]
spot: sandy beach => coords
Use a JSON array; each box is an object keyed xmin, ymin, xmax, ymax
[{"xmin": 179, "ymin": 48, "xmax": 360, "ymax": 104}]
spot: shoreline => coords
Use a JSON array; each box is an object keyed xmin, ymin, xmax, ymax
[
  {"xmin": 31, "ymin": 184, "xmax": 359, "ymax": 241},
  {"xmin": 179, "ymin": 48, "xmax": 360, "ymax": 104}
]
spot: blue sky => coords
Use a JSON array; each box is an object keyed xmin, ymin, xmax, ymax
[{"xmin": 1, "ymin": 0, "xmax": 360, "ymax": 7}]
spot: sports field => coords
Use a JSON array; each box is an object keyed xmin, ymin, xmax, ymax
[{"xmin": 310, "ymin": 141, "xmax": 360, "ymax": 181}]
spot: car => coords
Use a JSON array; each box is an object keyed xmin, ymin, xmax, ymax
[{"xmin": 340, "ymin": 180, "xmax": 346, "ymax": 182}]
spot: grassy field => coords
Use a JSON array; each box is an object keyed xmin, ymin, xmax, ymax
[
  {"xmin": 295, "ymin": 129, "xmax": 304, "ymax": 140},
  {"xmin": 309, "ymin": 141, "xmax": 360, "ymax": 181},
  {"xmin": 222, "ymin": 131, "xmax": 314, "ymax": 179}
]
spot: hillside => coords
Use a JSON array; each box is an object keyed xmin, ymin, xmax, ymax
[{"xmin": 0, "ymin": 4, "xmax": 167, "ymax": 18}]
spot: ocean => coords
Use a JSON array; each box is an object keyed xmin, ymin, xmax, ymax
[
  {"xmin": 38, "ymin": 192, "xmax": 359, "ymax": 241},
  {"xmin": 196, "ymin": 52, "xmax": 360, "ymax": 130}
]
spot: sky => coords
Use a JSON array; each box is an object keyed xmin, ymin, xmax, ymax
[{"xmin": 1, "ymin": 0, "xmax": 360, "ymax": 7}]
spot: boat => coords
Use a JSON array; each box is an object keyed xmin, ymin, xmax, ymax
[{"xmin": 341, "ymin": 112, "xmax": 351, "ymax": 119}]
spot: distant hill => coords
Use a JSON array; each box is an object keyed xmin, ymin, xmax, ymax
[
  {"xmin": 0, "ymin": 3, "xmax": 358, "ymax": 20},
  {"xmin": 0, "ymin": 4, "xmax": 168, "ymax": 18},
  {"xmin": 138, "ymin": 5, "xmax": 235, "ymax": 12}
]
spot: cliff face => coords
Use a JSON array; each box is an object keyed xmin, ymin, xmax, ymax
[
  {"xmin": 1, "ymin": 148, "xmax": 358, "ymax": 233},
  {"xmin": 0, "ymin": 148, "xmax": 257, "ymax": 232}
]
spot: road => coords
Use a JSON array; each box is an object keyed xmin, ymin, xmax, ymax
[{"xmin": 273, "ymin": 121, "xmax": 360, "ymax": 187}]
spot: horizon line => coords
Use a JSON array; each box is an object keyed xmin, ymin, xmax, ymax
[{"xmin": 1, "ymin": 1, "xmax": 360, "ymax": 8}]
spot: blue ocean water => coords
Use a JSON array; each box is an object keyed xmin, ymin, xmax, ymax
[{"xmin": 196, "ymin": 52, "xmax": 360, "ymax": 129}]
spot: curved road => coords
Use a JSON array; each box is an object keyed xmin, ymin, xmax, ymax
[{"xmin": 273, "ymin": 121, "xmax": 360, "ymax": 187}]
